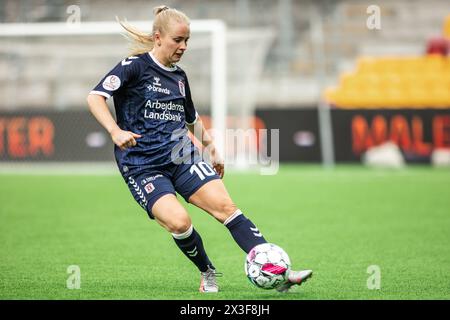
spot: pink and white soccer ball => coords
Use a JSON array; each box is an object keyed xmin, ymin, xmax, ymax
[{"xmin": 245, "ymin": 243, "xmax": 291, "ymax": 289}]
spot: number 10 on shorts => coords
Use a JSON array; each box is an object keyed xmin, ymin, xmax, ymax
[{"xmin": 190, "ymin": 161, "xmax": 216, "ymax": 180}]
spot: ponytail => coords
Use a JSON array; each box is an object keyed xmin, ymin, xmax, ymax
[{"xmin": 117, "ymin": 5, "xmax": 190, "ymax": 57}]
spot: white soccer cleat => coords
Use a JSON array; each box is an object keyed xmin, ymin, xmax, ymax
[
  {"xmin": 276, "ymin": 269, "xmax": 313, "ymax": 293},
  {"xmin": 199, "ymin": 267, "xmax": 222, "ymax": 293}
]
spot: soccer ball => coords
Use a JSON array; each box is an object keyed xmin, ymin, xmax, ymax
[{"xmin": 244, "ymin": 243, "xmax": 291, "ymax": 290}]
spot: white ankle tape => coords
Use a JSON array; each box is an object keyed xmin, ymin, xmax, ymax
[
  {"xmin": 223, "ymin": 209, "xmax": 243, "ymax": 226},
  {"xmin": 172, "ymin": 224, "xmax": 193, "ymax": 240}
]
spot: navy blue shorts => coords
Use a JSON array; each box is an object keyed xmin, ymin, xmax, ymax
[{"xmin": 124, "ymin": 160, "xmax": 220, "ymax": 219}]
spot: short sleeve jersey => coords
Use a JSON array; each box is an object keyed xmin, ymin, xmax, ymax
[{"xmin": 90, "ymin": 52, "xmax": 199, "ymax": 176}]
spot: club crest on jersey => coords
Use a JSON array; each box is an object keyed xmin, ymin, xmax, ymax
[
  {"xmin": 144, "ymin": 182, "xmax": 155, "ymax": 194},
  {"xmin": 178, "ymin": 80, "xmax": 185, "ymax": 97},
  {"xmin": 102, "ymin": 75, "xmax": 121, "ymax": 91}
]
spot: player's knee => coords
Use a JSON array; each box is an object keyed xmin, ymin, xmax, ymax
[
  {"xmin": 213, "ymin": 200, "xmax": 238, "ymax": 223},
  {"xmin": 168, "ymin": 214, "xmax": 192, "ymax": 234}
]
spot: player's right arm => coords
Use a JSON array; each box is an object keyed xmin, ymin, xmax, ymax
[
  {"xmin": 87, "ymin": 57, "xmax": 141, "ymax": 150},
  {"xmin": 86, "ymin": 94, "xmax": 141, "ymax": 150}
]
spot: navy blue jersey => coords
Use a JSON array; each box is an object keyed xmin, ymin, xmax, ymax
[{"xmin": 90, "ymin": 52, "xmax": 199, "ymax": 176}]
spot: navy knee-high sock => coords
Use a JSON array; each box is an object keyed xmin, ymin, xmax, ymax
[
  {"xmin": 224, "ymin": 210, "xmax": 267, "ymax": 253},
  {"xmin": 172, "ymin": 225, "xmax": 214, "ymax": 272}
]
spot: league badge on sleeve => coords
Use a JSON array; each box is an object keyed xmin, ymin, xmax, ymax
[
  {"xmin": 102, "ymin": 75, "xmax": 121, "ymax": 91},
  {"xmin": 178, "ymin": 80, "xmax": 185, "ymax": 97}
]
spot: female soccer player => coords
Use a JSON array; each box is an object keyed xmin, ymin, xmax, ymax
[{"xmin": 87, "ymin": 5, "xmax": 312, "ymax": 293}]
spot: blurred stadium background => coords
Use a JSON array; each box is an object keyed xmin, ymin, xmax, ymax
[
  {"xmin": 1, "ymin": 0, "xmax": 450, "ymax": 300},
  {"xmin": 0, "ymin": 0, "xmax": 450, "ymax": 166}
]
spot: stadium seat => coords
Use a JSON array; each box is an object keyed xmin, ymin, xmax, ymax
[
  {"xmin": 429, "ymin": 86, "xmax": 450, "ymax": 108},
  {"xmin": 323, "ymin": 86, "xmax": 338, "ymax": 104},
  {"xmin": 424, "ymin": 54, "xmax": 445, "ymax": 71},
  {"xmin": 328, "ymin": 52, "xmax": 450, "ymax": 109},
  {"xmin": 443, "ymin": 14, "xmax": 450, "ymax": 38},
  {"xmin": 378, "ymin": 57, "xmax": 404, "ymax": 74},
  {"xmin": 358, "ymin": 74, "xmax": 381, "ymax": 88},
  {"xmin": 339, "ymin": 72, "xmax": 361, "ymax": 90},
  {"xmin": 356, "ymin": 57, "xmax": 378, "ymax": 74},
  {"xmin": 336, "ymin": 89, "xmax": 364, "ymax": 109}
]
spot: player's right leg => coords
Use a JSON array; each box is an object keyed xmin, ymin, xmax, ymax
[
  {"xmin": 151, "ymin": 194, "xmax": 220, "ymax": 293},
  {"xmin": 275, "ymin": 269, "xmax": 313, "ymax": 292},
  {"xmin": 125, "ymin": 172, "xmax": 218, "ymax": 292}
]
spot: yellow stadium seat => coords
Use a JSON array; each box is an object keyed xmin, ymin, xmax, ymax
[
  {"xmin": 323, "ymin": 86, "xmax": 338, "ymax": 104},
  {"xmin": 428, "ymin": 86, "xmax": 450, "ymax": 108},
  {"xmin": 377, "ymin": 73, "xmax": 402, "ymax": 94},
  {"xmin": 397, "ymin": 56, "xmax": 422, "ymax": 74},
  {"xmin": 424, "ymin": 54, "xmax": 445, "ymax": 71},
  {"xmin": 408, "ymin": 88, "xmax": 432, "ymax": 108},
  {"xmin": 333, "ymin": 93, "xmax": 345, "ymax": 108},
  {"xmin": 351, "ymin": 86, "xmax": 378, "ymax": 109},
  {"xmin": 338, "ymin": 88, "xmax": 371, "ymax": 109},
  {"xmin": 443, "ymin": 57, "xmax": 450, "ymax": 71},
  {"xmin": 356, "ymin": 57, "xmax": 378, "ymax": 74},
  {"xmin": 399, "ymin": 73, "xmax": 415, "ymax": 86},
  {"xmin": 339, "ymin": 72, "xmax": 361, "ymax": 90},
  {"xmin": 405, "ymin": 57, "xmax": 430, "ymax": 75},
  {"xmin": 381, "ymin": 87, "xmax": 405, "ymax": 108},
  {"xmin": 333, "ymin": 53, "xmax": 450, "ymax": 109},
  {"xmin": 396, "ymin": 74, "xmax": 415, "ymax": 93},
  {"xmin": 427, "ymin": 75, "xmax": 446, "ymax": 89},
  {"xmin": 364, "ymin": 94, "xmax": 384, "ymax": 108},
  {"xmin": 440, "ymin": 73, "xmax": 450, "ymax": 87},
  {"xmin": 443, "ymin": 14, "xmax": 450, "ymax": 38},
  {"xmin": 377, "ymin": 57, "xmax": 404, "ymax": 74},
  {"xmin": 358, "ymin": 74, "xmax": 381, "ymax": 88}
]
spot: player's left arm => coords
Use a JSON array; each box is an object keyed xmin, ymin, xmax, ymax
[
  {"xmin": 187, "ymin": 120, "xmax": 224, "ymax": 178},
  {"xmin": 184, "ymin": 73, "xmax": 224, "ymax": 178}
]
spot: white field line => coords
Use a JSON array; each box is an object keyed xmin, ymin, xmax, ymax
[{"xmin": 0, "ymin": 162, "xmax": 427, "ymax": 178}]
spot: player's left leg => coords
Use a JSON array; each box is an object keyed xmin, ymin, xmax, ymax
[
  {"xmin": 189, "ymin": 180, "xmax": 313, "ymax": 292},
  {"xmin": 174, "ymin": 160, "xmax": 267, "ymax": 253},
  {"xmin": 176, "ymin": 161, "xmax": 313, "ymax": 292},
  {"xmin": 187, "ymin": 179, "xmax": 268, "ymax": 253},
  {"xmin": 275, "ymin": 269, "xmax": 313, "ymax": 292}
]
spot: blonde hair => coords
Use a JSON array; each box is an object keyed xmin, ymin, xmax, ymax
[{"xmin": 117, "ymin": 5, "xmax": 190, "ymax": 56}]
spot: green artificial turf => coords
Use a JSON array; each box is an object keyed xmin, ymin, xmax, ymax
[{"xmin": 1, "ymin": 165, "xmax": 449, "ymax": 299}]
